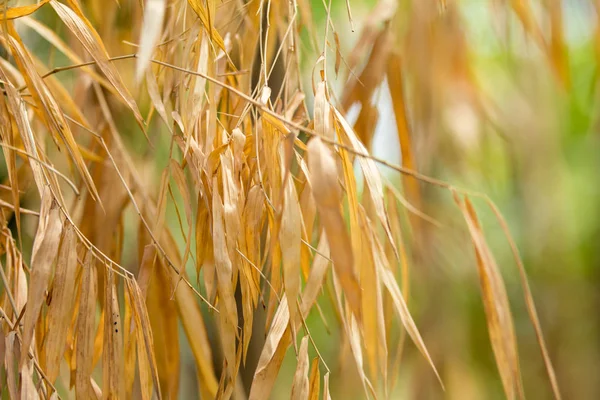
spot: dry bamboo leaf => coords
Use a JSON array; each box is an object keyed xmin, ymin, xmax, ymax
[
  {"xmin": 195, "ymin": 199, "xmax": 211, "ymax": 276},
  {"xmin": 1, "ymin": 0, "xmax": 51, "ymax": 20},
  {"xmin": 358, "ymin": 210, "xmax": 386, "ymax": 383},
  {"xmin": 146, "ymin": 260, "xmax": 178, "ymax": 399},
  {"xmin": 76, "ymin": 252, "xmax": 97, "ymax": 399},
  {"xmin": 334, "ymin": 107, "xmax": 398, "ymax": 260},
  {"xmin": 146, "ymin": 68, "xmax": 171, "ymax": 130},
  {"xmin": 306, "ymin": 137, "xmax": 361, "ymax": 322},
  {"xmin": 280, "ymin": 177, "xmax": 302, "ymax": 330},
  {"xmin": 333, "ymin": 32, "xmax": 342, "ymax": 77},
  {"xmin": 20, "ymin": 360, "xmax": 39, "ymax": 400},
  {"xmin": 49, "ymin": 0, "xmax": 145, "ymax": 130},
  {"xmin": 323, "ymin": 372, "xmax": 331, "ymax": 400},
  {"xmin": 188, "ymin": 31, "xmax": 210, "ymax": 128},
  {"xmin": 123, "ymin": 285, "xmax": 137, "ymax": 398},
  {"xmin": 378, "ymin": 253, "xmax": 443, "ymax": 388},
  {"xmin": 290, "ymin": 336, "xmax": 309, "ymax": 400},
  {"xmin": 20, "ymin": 186, "xmax": 62, "ymax": 368},
  {"xmin": 0, "ymin": 62, "xmax": 49, "ymax": 197},
  {"xmin": 486, "ymin": 200, "xmax": 562, "ymax": 400},
  {"xmin": 249, "ymin": 297, "xmax": 292, "ymax": 400},
  {"xmin": 313, "ymin": 82, "xmax": 333, "ymax": 140},
  {"xmin": 137, "ymin": 326, "xmax": 153, "ymax": 400},
  {"xmin": 307, "ymin": 357, "xmax": 320, "ymax": 400},
  {"xmin": 45, "ymin": 224, "xmax": 78, "ymax": 381},
  {"xmin": 6, "ymin": 331, "xmax": 18, "ymax": 400},
  {"xmin": 249, "ymin": 236, "xmax": 330, "ymax": 400},
  {"xmin": 127, "ymin": 279, "xmax": 162, "ymax": 400},
  {"xmin": 20, "ymin": 16, "xmax": 115, "ymax": 98},
  {"xmin": 338, "ymin": 141, "xmax": 362, "ymax": 270},
  {"xmin": 456, "ymin": 195, "xmax": 523, "ymax": 400},
  {"xmin": 386, "ymin": 53, "xmax": 422, "ymax": 233},
  {"xmin": 91, "ymin": 377, "xmax": 102, "ymax": 399},
  {"xmin": 170, "ymin": 160, "xmax": 193, "ymax": 275},
  {"xmin": 136, "ymin": 0, "xmax": 166, "ymax": 82},
  {"xmin": 175, "ymin": 279, "xmax": 218, "ymax": 399},
  {"xmin": 299, "ymin": 181, "xmax": 316, "ymax": 280},
  {"xmin": 137, "ymin": 245, "xmax": 156, "ymax": 300},
  {"xmin": 6, "ymin": 32, "xmax": 100, "ymax": 202},
  {"xmin": 330, "ymin": 267, "xmax": 373, "ymax": 399},
  {"xmin": 186, "ymin": 0, "xmax": 227, "ymax": 52},
  {"xmin": 102, "ymin": 267, "xmax": 125, "ymax": 399},
  {"xmin": 212, "ymin": 178, "xmax": 238, "ymax": 382},
  {"xmin": 92, "ymin": 307, "xmax": 105, "ymax": 369},
  {"xmin": 300, "ymin": 235, "xmax": 330, "ymax": 316},
  {"xmin": 164, "ymin": 222, "xmax": 218, "ymax": 400}
]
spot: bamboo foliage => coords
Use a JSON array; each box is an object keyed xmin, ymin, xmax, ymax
[{"xmin": 0, "ymin": 0, "xmax": 572, "ymax": 398}]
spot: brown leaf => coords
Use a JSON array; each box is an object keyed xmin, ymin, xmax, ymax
[
  {"xmin": 307, "ymin": 357, "xmax": 320, "ymax": 400},
  {"xmin": 45, "ymin": 224, "xmax": 79, "ymax": 381},
  {"xmin": 306, "ymin": 137, "xmax": 361, "ymax": 322},
  {"xmin": 76, "ymin": 252, "xmax": 97, "ymax": 399},
  {"xmin": 280, "ymin": 177, "xmax": 302, "ymax": 330},
  {"xmin": 20, "ymin": 186, "xmax": 63, "ymax": 368},
  {"xmin": 455, "ymin": 194, "xmax": 523, "ymax": 400},
  {"xmin": 102, "ymin": 266, "xmax": 124, "ymax": 399},
  {"xmin": 212, "ymin": 178, "xmax": 238, "ymax": 383},
  {"xmin": 291, "ymin": 336, "xmax": 309, "ymax": 400},
  {"xmin": 127, "ymin": 279, "xmax": 162, "ymax": 399}
]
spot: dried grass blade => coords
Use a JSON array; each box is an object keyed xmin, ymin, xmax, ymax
[
  {"xmin": 280, "ymin": 177, "xmax": 302, "ymax": 331},
  {"xmin": 186, "ymin": 0, "xmax": 227, "ymax": 52},
  {"xmin": 455, "ymin": 194, "xmax": 523, "ymax": 400},
  {"xmin": 76, "ymin": 252, "xmax": 97, "ymax": 399},
  {"xmin": 6, "ymin": 32, "xmax": 100, "ymax": 201},
  {"xmin": 20, "ymin": 187, "xmax": 62, "ymax": 368},
  {"xmin": 249, "ymin": 297, "xmax": 291, "ymax": 400},
  {"xmin": 386, "ymin": 53, "xmax": 422, "ymax": 232},
  {"xmin": 307, "ymin": 357, "xmax": 320, "ymax": 400},
  {"xmin": 5, "ymin": 331, "xmax": 19, "ymax": 400},
  {"xmin": 45, "ymin": 224, "xmax": 78, "ymax": 381},
  {"xmin": 212, "ymin": 178, "xmax": 238, "ymax": 381},
  {"xmin": 323, "ymin": 372, "xmax": 331, "ymax": 400},
  {"xmin": 102, "ymin": 266, "xmax": 125, "ymax": 399},
  {"xmin": 291, "ymin": 336, "xmax": 309, "ymax": 400},
  {"xmin": 248, "ymin": 235, "xmax": 329, "ymax": 400},
  {"xmin": 486, "ymin": 198, "xmax": 562, "ymax": 400},
  {"xmin": 136, "ymin": 0, "xmax": 166, "ymax": 82},
  {"xmin": 170, "ymin": 160, "xmax": 193, "ymax": 276},
  {"xmin": 334, "ymin": 107, "xmax": 398, "ymax": 260},
  {"xmin": 306, "ymin": 137, "xmax": 361, "ymax": 322},
  {"xmin": 145, "ymin": 259, "xmax": 179, "ymax": 398},
  {"xmin": 378, "ymin": 251, "xmax": 442, "ymax": 388},
  {"xmin": 127, "ymin": 278, "xmax": 162, "ymax": 399},
  {"xmin": 1, "ymin": 0, "xmax": 50, "ymax": 20}
]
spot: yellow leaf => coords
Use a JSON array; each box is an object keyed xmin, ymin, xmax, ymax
[
  {"xmin": 76, "ymin": 252, "xmax": 98, "ymax": 399},
  {"xmin": 306, "ymin": 137, "xmax": 362, "ymax": 322},
  {"xmin": 45, "ymin": 224, "xmax": 79, "ymax": 381},
  {"xmin": 0, "ymin": 0, "xmax": 50, "ymax": 20},
  {"xmin": 102, "ymin": 267, "xmax": 125, "ymax": 399},
  {"xmin": 20, "ymin": 186, "xmax": 63, "ymax": 368}
]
